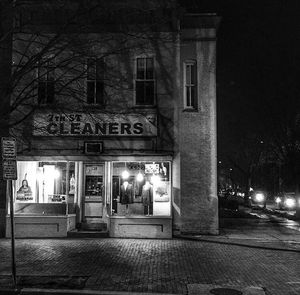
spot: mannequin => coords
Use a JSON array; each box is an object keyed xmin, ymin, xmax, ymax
[
  {"xmin": 120, "ymin": 180, "xmax": 134, "ymax": 215},
  {"xmin": 141, "ymin": 180, "xmax": 153, "ymax": 216},
  {"xmin": 69, "ymin": 173, "xmax": 75, "ymax": 194}
]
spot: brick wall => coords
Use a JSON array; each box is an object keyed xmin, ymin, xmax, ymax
[{"xmin": 177, "ymin": 27, "xmax": 218, "ymax": 234}]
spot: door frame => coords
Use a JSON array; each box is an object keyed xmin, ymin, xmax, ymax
[{"xmin": 82, "ymin": 162, "xmax": 105, "ymax": 223}]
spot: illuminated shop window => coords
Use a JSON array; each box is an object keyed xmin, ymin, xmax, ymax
[
  {"xmin": 37, "ymin": 58, "xmax": 55, "ymax": 104},
  {"xmin": 183, "ymin": 60, "xmax": 197, "ymax": 110},
  {"xmin": 15, "ymin": 161, "xmax": 77, "ymax": 204},
  {"xmin": 112, "ymin": 161, "xmax": 171, "ymax": 217},
  {"xmin": 87, "ymin": 58, "xmax": 105, "ymax": 104},
  {"xmin": 135, "ymin": 57, "xmax": 155, "ymax": 105}
]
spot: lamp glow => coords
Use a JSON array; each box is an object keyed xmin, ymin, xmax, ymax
[
  {"xmin": 254, "ymin": 193, "xmax": 264, "ymax": 202},
  {"xmin": 122, "ymin": 170, "xmax": 130, "ymax": 180},
  {"xmin": 136, "ymin": 172, "xmax": 144, "ymax": 182},
  {"xmin": 285, "ymin": 198, "xmax": 296, "ymax": 208}
]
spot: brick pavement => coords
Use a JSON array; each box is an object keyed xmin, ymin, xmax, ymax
[{"xmin": 0, "ymin": 238, "xmax": 299, "ymax": 295}]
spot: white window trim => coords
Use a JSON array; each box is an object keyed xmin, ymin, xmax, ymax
[
  {"xmin": 134, "ymin": 55, "xmax": 156, "ymax": 106},
  {"xmin": 183, "ymin": 60, "xmax": 197, "ymax": 110}
]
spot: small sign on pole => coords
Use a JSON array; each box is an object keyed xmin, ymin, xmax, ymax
[{"xmin": 1, "ymin": 137, "xmax": 17, "ymax": 287}]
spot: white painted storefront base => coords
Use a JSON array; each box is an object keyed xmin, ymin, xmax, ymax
[
  {"xmin": 6, "ymin": 214, "xmax": 76, "ymax": 238},
  {"xmin": 109, "ymin": 216, "xmax": 172, "ymax": 239}
]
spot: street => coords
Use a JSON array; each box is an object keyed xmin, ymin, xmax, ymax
[{"xmin": 0, "ymin": 207, "xmax": 300, "ymax": 295}]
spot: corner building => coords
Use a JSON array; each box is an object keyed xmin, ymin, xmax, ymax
[{"xmin": 5, "ymin": 0, "xmax": 220, "ymax": 238}]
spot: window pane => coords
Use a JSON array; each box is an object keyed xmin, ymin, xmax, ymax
[
  {"xmin": 38, "ymin": 66, "xmax": 47, "ymax": 80},
  {"xmin": 191, "ymin": 86, "xmax": 196, "ymax": 108},
  {"xmin": 87, "ymin": 81, "xmax": 95, "ymax": 103},
  {"xmin": 190, "ymin": 64, "xmax": 196, "ymax": 85},
  {"xmin": 186, "ymin": 65, "xmax": 191, "ymax": 84},
  {"xmin": 186, "ymin": 86, "xmax": 190, "ymax": 106},
  {"xmin": 46, "ymin": 81, "xmax": 55, "ymax": 104},
  {"xmin": 96, "ymin": 81, "xmax": 104, "ymax": 104},
  {"xmin": 38, "ymin": 81, "xmax": 46, "ymax": 104},
  {"xmin": 146, "ymin": 58, "xmax": 154, "ymax": 79},
  {"xmin": 145, "ymin": 81, "xmax": 154, "ymax": 105},
  {"xmin": 96, "ymin": 59, "xmax": 104, "ymax": 80},
  {"xmin": 47, "ymin": 67, "xmax": 55, "ymax": 80},
  {"xmin": 136, "ymin": 58, "xmax": 145, "ymax": 79},
  {"xmin": 112, "ymin": 161, "xmax": 171, "ymax": 217},
  {"xmin": 87, "ymin": 58, "xmax": 96, "ymax": 80},
  {"xmin": 135, "ymin": 81, "xmax": 145, "ymax": 104}
]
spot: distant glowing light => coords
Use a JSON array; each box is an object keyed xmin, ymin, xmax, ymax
[
  {"xmin": 254, "ymin": 193, "xmax": 265, "ymax": 202},
  {"xmin": 285, "ymin": 198, "xmax": 296, "ymax": 208}
]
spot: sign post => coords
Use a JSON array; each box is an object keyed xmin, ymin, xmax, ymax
[{"xmin": 1, "ymin": 137, "xmax": 17, "ymax": 288}]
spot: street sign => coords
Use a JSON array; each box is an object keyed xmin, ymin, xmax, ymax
[
  {"xmin": 1, "ymin": 137, "xmax": 17, "ymax": 287},
  {"xmin": 1, "ymin": 137, "xmax": 17, "ymax": 180},
  {"xmin": 1, "ymin": 137, "xmax": 17, "ymax": 159},
  {"xmin": 2, "ymin": 160, "xmax": 17, "ymax": 180}
]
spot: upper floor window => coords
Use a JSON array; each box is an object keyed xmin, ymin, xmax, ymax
[
  {"xmin": 38, "ymin": 58, "xmax": 55, "ymax": 104},
  {"xmin": 87, "ymin": 58, "xmax": 104, "ymax": 104},
  {"xmin": 184, "ymin": 60, "xmax": 197, "ymax": 110},
  {"xmin": 135, "ymin": 57, "xmax": 155, "ymax": 105}
]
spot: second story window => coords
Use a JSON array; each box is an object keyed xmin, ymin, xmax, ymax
[
  {"xmin": 135, "ymin": 57, "xmax": 155, "ymax": 105},
  {"xmin": 87, "ymin": 58, "xmax": 104, "ymax": 104},
  {"xmin": 38, "ymin": 59, "xmax": 55, "ymax": 104},
  {"xmin": 184, "ymin": 60, "xmax": 197, "ymax": 110}
]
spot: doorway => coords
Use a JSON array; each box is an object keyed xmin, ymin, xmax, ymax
[{"xmin": 83, "ymin": 164, "xmax": 104, "ymax": 223}]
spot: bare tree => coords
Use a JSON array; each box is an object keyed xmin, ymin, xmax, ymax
[{"xmin": 1, "ymin": 0, "xmax": 179, "ymax": 149}]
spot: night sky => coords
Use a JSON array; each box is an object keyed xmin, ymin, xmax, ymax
[{"xmin": 184, "ymin": 0, "xmax": 300, "ymax": 161}]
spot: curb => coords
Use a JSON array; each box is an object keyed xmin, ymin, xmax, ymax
[
  {"xmin": 175, "ymin": 235, "xmax": 300, "ymax": 253},
  {"xmin": 1, "ymin": 289, "xmax": 182, "ymax": 295}
]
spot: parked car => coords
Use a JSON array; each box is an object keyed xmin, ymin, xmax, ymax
[
  {"xmin": 249, "ymin": 190, "xmax": 267, "ymax": 208},
  {"xmin": 275, "ymin": 192, "xmax": 300, "ymax": 210}
]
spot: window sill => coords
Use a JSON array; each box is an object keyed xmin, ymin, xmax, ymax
[
  {"xmin": 109, "ymin": 215, "xmax": 171, "ymax": 219},
  {"xmin": 132, "ymin": 105, "xmax": 156, "ymax": 109},
  {"xmin": 182, "ymin": 108, "xmax": 198, "ymax": 112}
]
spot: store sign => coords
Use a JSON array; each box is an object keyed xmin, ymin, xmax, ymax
[
  {"xmin": 1, "ymin": 137, "xmax": 17, "ymax": 180},
  {"xmin": 33, "ymin": 112, "xmax": 157, "ymax": 137}
]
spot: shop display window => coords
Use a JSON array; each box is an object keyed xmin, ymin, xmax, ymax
[
  {"xmin": 15, "ymin": 161, "xmax": 77, "ymax": 204},
  {"xmin": 112, "ymin": 161, "xmax": 171, "ymax": 216}
]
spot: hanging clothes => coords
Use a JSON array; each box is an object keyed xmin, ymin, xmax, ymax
[
  {"xmin": 120, "ymin": 182, "xmax": 134, "ymax": 204},
  {"xmin": 141, "ymin": 181, "xmax": 153, "ymax": 206}
]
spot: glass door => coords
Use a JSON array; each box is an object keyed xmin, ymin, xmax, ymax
[{"xmin": 83, "ymin": 164, "xmax": 104, "ymax": 222}]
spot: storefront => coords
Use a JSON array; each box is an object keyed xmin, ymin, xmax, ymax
[
  {"xmin": 6, "ymin": 158, "xmax": 172, "ymax": 238},
  {"xmin": 3, "ymin": 5, "xmax": 220, "ymax": 238}
]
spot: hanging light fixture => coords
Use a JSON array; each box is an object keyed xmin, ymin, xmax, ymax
[
  {"xmin": 136, "ymin": 172, "xmax": 144, "ymax": 182},
  {"xmin": 136, "ymin": 162, "xmax": 144, "ymax": 182},
  {"xmin": 121, "ymin": 162, "xmax": 129, "ymax": 180}
]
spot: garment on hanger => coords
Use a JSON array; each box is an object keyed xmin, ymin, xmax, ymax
[
  {"xmin": 141, "ymin": 181, "xmax": 153, "ymax": 206},
  {"xmin": 120, "ymin": 181, "xmax": 134, "ymax": 204}
]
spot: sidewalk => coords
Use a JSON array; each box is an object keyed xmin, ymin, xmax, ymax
[{"xmin": 0, "ymin": 209, "xmax": 299, "ymax": 295}]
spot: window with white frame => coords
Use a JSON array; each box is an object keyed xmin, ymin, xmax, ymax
[
  {"xmin": 184, "ymin": 60, "xmax": 197, "ymax": 110},
  {"xmin": 87, "ymin": 58, "xmax": 104, "ymax": 104},
  {"xmin": 38, "ymin": 58, "xmax": 55, "ymax": 104},
  {"xmin": 135, "ymin": 57, "xmax": 155, "ymax": 105}
]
